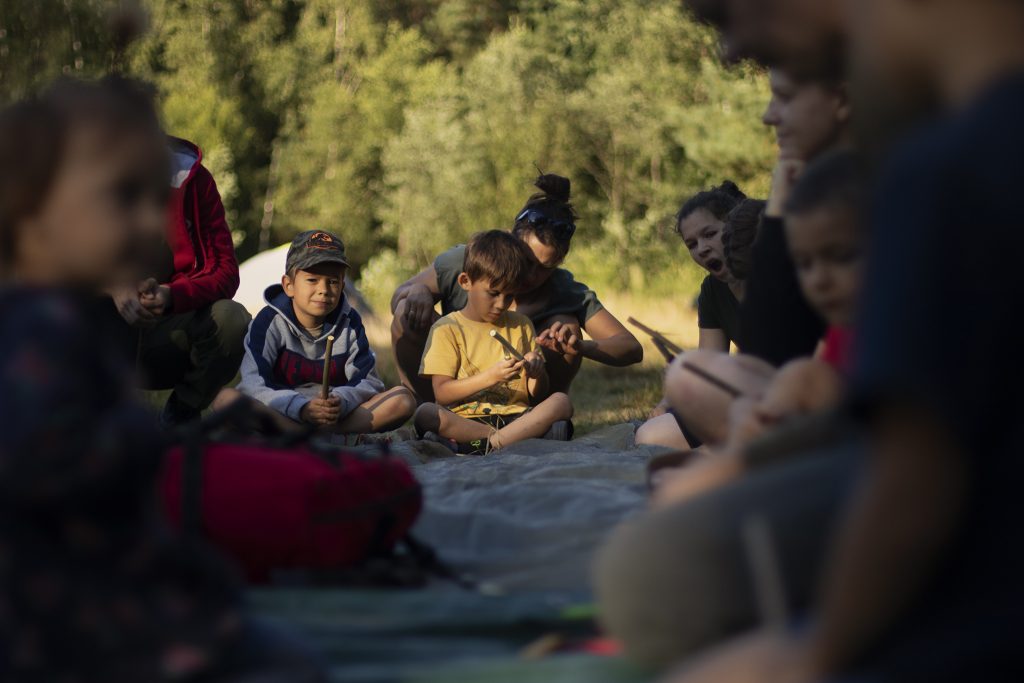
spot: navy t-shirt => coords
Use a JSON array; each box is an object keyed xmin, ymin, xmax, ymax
[
  {"xmin": 850, "ymin": 74, "xmax": 1024, "ymax": 680},
  {"xmin": 738, "ymin": 216, "xmax": 825, "ymax": 367}
]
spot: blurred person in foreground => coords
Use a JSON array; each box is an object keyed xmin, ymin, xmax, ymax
[
  {"xmin": 0, "ymin": 77, "xmax": 323, "ymax": 682},
  {"xmin": 684, "ymin": 0, "xmax": 844, "ymax": 79},
  {"xmin": 665, "ymin": 0, "xmax": 1024, "ymax": 681},
  {"xmin": 650, "ymin": 66, "xmax": 848, "ymax": 452},
  {"xmin": 596, "ymin": 153, "xmax": 866, "ymax": 668}
]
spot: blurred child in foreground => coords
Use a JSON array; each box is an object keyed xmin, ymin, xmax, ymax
[
  {"xmin": 0, "ymin": 78, "xmax": 323, "ymax": 681},
  {"xmin": 669, "ymin": 0, "xmax": 1024, "ymax": 680},
  {"xmin": 654, "ymin": 151, "xmax": 864, "ymax": 505}
]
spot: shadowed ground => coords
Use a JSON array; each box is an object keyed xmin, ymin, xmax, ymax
[{"xmin": 253, "ymin": 424, "xmax": 670, "ymax": 682}]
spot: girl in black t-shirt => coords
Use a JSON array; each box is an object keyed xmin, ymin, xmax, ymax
[
  {"xmin": 637, "ymin": 185, "xmax": 766, "ymax": 451},
  {"xmin": 677, "ymin": 181, "xmax": 748, "ymax": 351}
]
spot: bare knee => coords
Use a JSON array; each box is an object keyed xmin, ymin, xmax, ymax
[
  {"xmin": 549, "ymin": 392, "xmax": 574, "ymax": 420},
  {"xmin": 414, "ymin": 402, "xmax": 442, "ymax": 434},
  {"xmin": 389, "ymin": 387, "xmax": 418, "ymax": 420},
  {"xmin": 634, "ymin": 413, "xmax": 684, "ymax": 450},
  {"xmin": 664, "ymin": 350, "xmax": 719, "ymax": 411}
]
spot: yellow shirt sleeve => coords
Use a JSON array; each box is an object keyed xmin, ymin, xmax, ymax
[{"xmin": 420, "ymin": 320, "xmax": 460, "ymax": 378}]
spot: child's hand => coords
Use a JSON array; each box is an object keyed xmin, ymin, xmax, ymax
[
  {"xmin": 138, "ymin": 278, "xmax": 172, "ymax": 317},
  {"xmin": 522, "ymin": 351, "xmax": 545, "ymax": 378},
  {"xmin": 487, "ymin": 358, "xmax": 524, "ymax": 385},
  {"xmin": 111, "ymin": 284, "xmax": 156, "ymax": 327},
  {"xmin": 301, "ymin": 396, "xmax": 342, "ymax": 426}
]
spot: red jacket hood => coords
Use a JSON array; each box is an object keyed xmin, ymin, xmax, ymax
[
  {"xmin": 168, "ymin": 136, "xmax": 203, "ymax": 190},
  {"xmin": 163, "ymin": 136, "xmax": 240, "ymax": 313}
]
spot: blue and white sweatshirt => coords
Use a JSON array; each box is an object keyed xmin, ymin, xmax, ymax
[{"xmin": 237, "ymin": 285, "xmax": 385, "ymax": 421}]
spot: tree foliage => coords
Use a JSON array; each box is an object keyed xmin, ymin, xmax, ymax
[{"xmin": 0, "ymin": 0, "xmax": 775, "ymax": 300}]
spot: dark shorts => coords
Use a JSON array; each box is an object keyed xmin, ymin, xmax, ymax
[
  {"xmin": 469, "ymin": 409, "xmax": 530, "ymax": 430},
  {"xmin": 668, "ymin": 408, "xmax": 704, "ymax": 449}
]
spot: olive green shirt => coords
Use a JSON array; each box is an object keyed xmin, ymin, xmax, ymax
[{"xmin": 433, "ymin": 245, "xmax": 605, "ymax": 327}]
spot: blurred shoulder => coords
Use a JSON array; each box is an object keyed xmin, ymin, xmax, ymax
[{"xmin": 0, "ymin": 288, "xmax": 89, "ymax": 341}]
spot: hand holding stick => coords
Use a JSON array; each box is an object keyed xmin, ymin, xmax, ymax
[
  {"xmin": 321, "ymin": 335, "xmax": 336, "ymax": 400},
  {"xmin": 489, "ymin": 329, "xmax": 525, "ymax": 361}
]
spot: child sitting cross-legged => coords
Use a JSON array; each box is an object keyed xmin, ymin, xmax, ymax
[
  {"xmin": 215, "ymin": 230, "xmax": 416, "ymax": 436},
  {"xmin": 414, "ymin": 230, "xmax": 574, "ymax": 455},
  {"xmin": 654, "ymin": 151, "xmax": 864, "ymax": 506}
]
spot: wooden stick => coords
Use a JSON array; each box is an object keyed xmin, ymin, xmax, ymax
[
  {"xmin": 489, "ymin": 329, "xmax": 525, "ymax": 361},
  {"xmin": 742, "ymin": 515, "xmax": 790, "ymax": 629},
  {"xmin": 651, "ymin": 337, "xmax": 677, "ymax": 364},
  {"xmin": 680, "ymin": 360, "xmax": 744, "ymax": 399},
  {"xmin": 627, "ymin": 317, "xmax": 684, "ymax": 357},
  {"xmin": 321, "ymin": 335, "xmax": 336, "ymax": 400}
]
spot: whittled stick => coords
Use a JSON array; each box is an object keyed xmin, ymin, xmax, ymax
[
  {"xmin": 489, "ymin": 329, "xmax": 525, "ymax": 361},
  {"xmin": 627, "ymin": 317, "xmax": 684, "ymax": 358},
  {"xmin": 651, "ymin": 337, "xmax": 677, "ymax": 364},
  {"xmin": 321, "ymin": 335, "xmax": 336, "ymax": 400}
]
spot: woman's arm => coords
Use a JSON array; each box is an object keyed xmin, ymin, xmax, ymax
[
  {"xmin": 698, "ymin": 328, "xmax": 731, "ymax": 352},
  {"xmin": 391, "ymin": 266, "xmax": 442, "ymax": 331},
  {"xmin": 579, "ymin": 309, "xmax": 644, "ymax": 366}
]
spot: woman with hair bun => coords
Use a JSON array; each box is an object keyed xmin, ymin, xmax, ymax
[{"xmin": 391, "ymin": 173, "xmax": 643, "ymax": 401}]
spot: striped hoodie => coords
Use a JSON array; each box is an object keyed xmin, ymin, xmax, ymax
[{"xmin": 237, "ymin": 284, "xmax": 385, "ymax": 421}]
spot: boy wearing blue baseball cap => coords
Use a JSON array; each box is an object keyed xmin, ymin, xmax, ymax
[{"xmin": 217, "ymin": 230, "xmax": 415, "ymax": 435}]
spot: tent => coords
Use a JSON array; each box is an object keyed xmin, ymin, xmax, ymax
[{"xmin": 234, "ymin": 243, "xmax": 373, "ymax": 318}]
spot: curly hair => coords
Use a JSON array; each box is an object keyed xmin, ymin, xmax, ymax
[
  {"xmin": 722, "ymin": 199, "xmax": 766, "ymax": 281},
  {"xmin": 675, "ymin": 181, "xmax": 746, "ymax": 237}
]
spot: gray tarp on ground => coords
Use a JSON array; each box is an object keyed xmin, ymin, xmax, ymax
[{"xmin": 252, "ymin": 424, "xmax": 665, "ymax": 682}]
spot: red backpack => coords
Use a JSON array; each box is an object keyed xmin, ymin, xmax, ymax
[{"xmin": 159, "ymin": 408, "xmax": 423, "ymax": 584}]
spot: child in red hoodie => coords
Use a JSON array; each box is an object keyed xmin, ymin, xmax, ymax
[{"xmin": 108, "ymin": 136, "xmax": 252, "ymax": 427}]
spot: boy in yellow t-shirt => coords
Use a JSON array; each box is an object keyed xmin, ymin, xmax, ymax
[{"xmin": 415, "ymin": 230, "xmax": 574, "ymax": 454}]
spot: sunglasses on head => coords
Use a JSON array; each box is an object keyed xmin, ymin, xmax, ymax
[{"xmin": 515, "ymin": 208, "xmax": 577, "ymax": 240}]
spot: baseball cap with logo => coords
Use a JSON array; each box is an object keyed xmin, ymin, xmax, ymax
[{"xmin": 286, "ymin": 230, "xmax": 351, "ymax": 274}]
